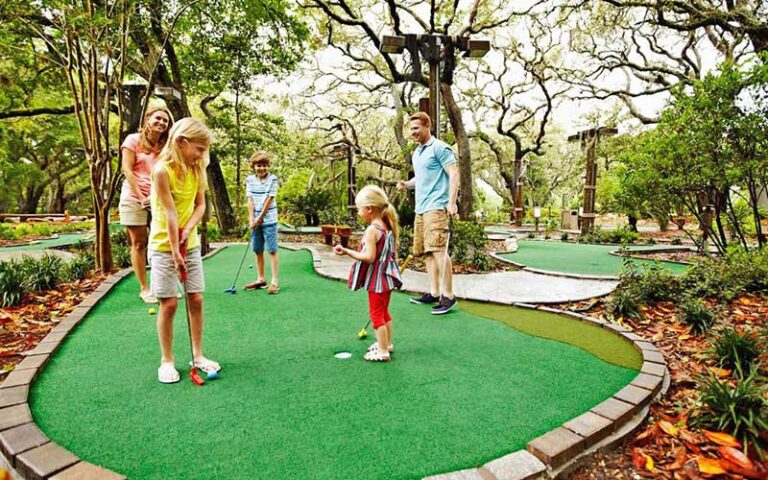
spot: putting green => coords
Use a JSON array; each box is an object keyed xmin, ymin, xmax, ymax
[
  {"xmin": 31, "ymin": 247, "xmax": 639, "ymax": 479},
  {"xmin": 0, "ymin": 233, "xmax": 91, "ymax": 252},
  {"xmin": 499, "ymin": 240, "xmax": 688, "ymax": 276}
]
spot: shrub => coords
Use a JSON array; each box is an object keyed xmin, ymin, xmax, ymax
[
  {"xmin": 693, "ymin": 370, "xmax": 768, "ymax": 456},
  {"xmin": 111, "ymin": 229, "xmax": 129, "ymax": 247},
  {"xmin": 527, "ymin": 232, "xmax": 535, "ymax": 239},
  {"xmin": 645, "ymin": 237, "xmax": 657, "ymax": 245},
  {"xmin": 560, "ymin": 232, "xmax": 569, "ymax": 241},
  {"xmin": 449, "ymin": 220, "xmax": 488, "ymax": 268},
  {"xmin": 603, "ymin": 226, "xmax": 639, "ymax": 244},
  {"xmin": 112, "ymin": 244, "xmax": 132, "ymax": 269},
  {"xmin": 0, "ymin": 223, "xmax": 20, "ymax": 240},
  {"xmin": 31, "ymin": 223, "xmax": 53, "ymax": 237},
  {"xmin": 680, "ymin": 297, "xmax": 716, "ymax": 333},
  {"xmin": 671, "ymin": 237, "xmax": 683, "ymax": 245},
  {"xmin": 398, "ymin": 226, "xmax": 413, "ymax": 260},
  {"xmin": 709, "ymin": 327, "xmax": 762, "ymax": 376},
  {"xmin": 65, "ymin": 251, "xmax": 94, "ymax": 281},
  {"xmin": 21, "ymin": 254, "xmax": 64, "ymax": 291},
  {"xmin": 0, "ymin": 260, "xmax": 27, "ymax": 307},
  {"xmin": 681, "ymin": 248, "xmax": 768, "ymax": 301},
  {"xmin": 206, "ymin": 222, "xmax": 221, "ymax": 242},
  {"xmin": 635, "ymin": 264, "xmax": 679, "ymax": 302},
  {"xmin": 606, "ymin": 286, "xmax": 642, "ymax": 319}
]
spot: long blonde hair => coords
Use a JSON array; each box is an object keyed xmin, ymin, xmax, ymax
[
  {"xmin": 138, "ymin": 107, "xmax": 173, "ymax": 153},
  {"xmin": 156, "ymin": 117, "xmax": 211, "ymax": 185},
  {"xmin": 356, "ymin": 185, "xmax": 399, "ymax": 249}
]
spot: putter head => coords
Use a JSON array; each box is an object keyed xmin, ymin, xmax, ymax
[
  {"xmin": 190, "ymin": 367, "xmax": 205, "ymax": 386},
  {"xmin": 224, "ymin": 286, "xmax": 237, "ymax": 294},
  {"xmin": 357, "ymin": 328, "xmax": 367, "ymax": 339}
]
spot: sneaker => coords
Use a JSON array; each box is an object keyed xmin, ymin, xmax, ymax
[
  {"xmin": 432, "ymin": 296, "xmax": 458, "ymax": 315},
  {"xmin": 410, "ymin": 293, "xmax": 440, "ymax": 305}
]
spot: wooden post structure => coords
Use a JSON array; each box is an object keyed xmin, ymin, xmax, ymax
[{"xmin": 568, "ymin": 127, "xmax": 618, "ymax": 235}]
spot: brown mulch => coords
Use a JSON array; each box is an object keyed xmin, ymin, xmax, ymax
[
  {"xmin": 0, "ymin": 274, "xmax": 105, "ymax": 379},
  {"xmin": 628, "ymin": 250, "xmax": 705, "ymax": 264},
  {"xmin": 548, "ymin": 294, "xmax": 768, "ymax": 479}
]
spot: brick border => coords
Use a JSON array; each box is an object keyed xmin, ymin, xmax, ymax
[
  {"xmin": 0, "ymin": 246, "xmax": 222, "ymax": 480},
  {"xmin": 290, "ymin": 243, "xmax": 668, "ymax": 479},
  {"xmin": 1, "ymin": 243, "xmax": 666, "ymax": 479}
]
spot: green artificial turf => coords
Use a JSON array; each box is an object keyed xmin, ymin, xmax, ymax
[
  {"xmin": 461, "ymin": 302, "xmax": 641, "ymax": 370},
  {"xmin": 31, "ymin": 247, "xmax": 638, "ymax": 480},
  {"xmin": 0, "ymin": 233, "xmax": 91, "ymax": 252},
  {"xmin": 499, "ymin": 240, "xmax": 689, "ymax": 276}
]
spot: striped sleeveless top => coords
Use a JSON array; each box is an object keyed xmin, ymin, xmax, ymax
[{"xmin": 347, "ymin": 225, "xmax": 403, "ymax": 293}]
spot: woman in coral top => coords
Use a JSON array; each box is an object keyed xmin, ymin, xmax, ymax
[{"xmin": 119, "ymin": 108, "xmax": 173, "ymax": 304}]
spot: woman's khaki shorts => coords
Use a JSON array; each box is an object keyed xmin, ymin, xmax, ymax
[
  {"xmin": 150, "ymin": 248, "xmax": 205, "ymax": 298},
  {"xmin": 119, "ymin": 200, "xmax": 149, "ymax": 227},
  {"xmin": 413, "ymin": 210, "xmax": 448, "ymax": 256}
]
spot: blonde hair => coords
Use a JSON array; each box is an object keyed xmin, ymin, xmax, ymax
[
  {"xmin": 138, "ymin": 107, "xmax": 173, "ymax": 153},
  {"xmin": 355, "ymin": 185, "xmax": 399, "ymax": 250},
  {"xmin": 156, "ymin": 117, "xmax": 211, "ymax": 185},
  {"xmin": 409, "ymin": 111, "xmax": 431, "ymax": 128},
  {"xmin": 249, "ymin": 151, "xmax": 270, "ymax": 169}
]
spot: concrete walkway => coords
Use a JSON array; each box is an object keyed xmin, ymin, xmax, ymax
[{"xmin": 282, "ymin": 242, "xmax": 618, "ymax": 304}]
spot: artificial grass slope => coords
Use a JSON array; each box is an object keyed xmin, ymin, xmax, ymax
[
  {"xmin": 499, "ymin": 240, "xmax": 689, "ymax": 276},
  {"xmin": 31, "ymin": 247, "xmax": 637, "ymax": 480},
  {"xmin": 461, "ymin": 302, "xmax": 642, "ymax": 370}
]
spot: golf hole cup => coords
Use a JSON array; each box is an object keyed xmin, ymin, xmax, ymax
[{"xmin": 334, "ymin": 352, "xmax": 352, "ymax": 360}]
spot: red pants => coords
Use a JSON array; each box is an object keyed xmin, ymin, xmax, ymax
[{"xmin": 368, "ymin": 291, "xmax": 392, "ymax": 329}]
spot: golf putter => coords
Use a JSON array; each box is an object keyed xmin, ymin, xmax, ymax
[
  {"xmin": 224, "ymin": 239, "xmax": 251, "ymax": 294},
  {"xmin": 178, "ymin": 230, "xmax": 205, "ymax": 386},
  {"xmin": 438, "ymin": 217, "xmax": 452, "ymax": 304}
]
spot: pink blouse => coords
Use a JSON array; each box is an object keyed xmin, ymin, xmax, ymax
[{"xmin": 120, "ymin": 133, "xmax": 159, "ymax": 203}]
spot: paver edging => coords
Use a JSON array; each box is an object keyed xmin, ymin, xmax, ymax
[
  {"xmin": 0, "ymin": 263, "xmax": 134, "ymax": 479},
  {"xmin": 606, "ymin": 246, "xmax": 696, "ymax": 266}
]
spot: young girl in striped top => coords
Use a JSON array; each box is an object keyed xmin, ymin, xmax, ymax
[{"xmin": 334, "ymin": 185, "xmax": 402, "ymax": 362}]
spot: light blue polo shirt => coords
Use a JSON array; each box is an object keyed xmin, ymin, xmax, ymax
[{"xmin": 412, "ymin": 136, "xmax": 456, "ymax": 214}]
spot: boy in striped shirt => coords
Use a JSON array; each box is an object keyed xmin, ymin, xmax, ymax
[{"xmin": 244, "ymin": 151, "xmax": 280, "ymax": 294}]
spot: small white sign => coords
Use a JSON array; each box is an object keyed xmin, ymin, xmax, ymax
[{"xmin": 534, "ymin": 207, "xmax": 541, "ymax": 218}]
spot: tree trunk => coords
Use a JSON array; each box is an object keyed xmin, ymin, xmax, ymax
[
  {"xmin": 628, "ymin": 215, "xmax": 638, "ymax": 232},
  {"xmin": 441, "ymin": 83, "xmax": 473, "ymax": 219},
  {"xmin": 513, "ymin": 151, "xmax": 524, "ymax": 226},
  {"xmin": 207, "ymin": 149, "xmax": 237, "ymax": 234}
]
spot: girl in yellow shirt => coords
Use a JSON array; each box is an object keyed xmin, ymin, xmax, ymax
[{"xmin": 149, "ymin": 117, "xmax": 220, "ymax": 384}]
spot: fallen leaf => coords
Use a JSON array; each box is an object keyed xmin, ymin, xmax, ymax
[
  {"xmin": 716, "ymin": 446, "xmax": 755, "ymax": 471},
  {"xmin": 659, "ymin": 420, "xmax": 679, "ymax": 437},
  {"xmin": 668, "ymin": 446, "xmax": 688, "ymax": 470},
  {"xmin": 644, "ymin": 453, "xmax": 655, "ymax": 472},
  {"xmin": 696, "ymin": 456, "xmax": 727, "ymax": 475},
  {"xmin": 708, "ymin": 367, "xmax": 731, "ymax": 377},
  {"xmin": 702, "ymin": 430, "xmax": 741, "ymax": 448},
  {"xmin": 631, "ymin": 448, "xmax": 647, "ymax": 468},
  {"xmin": 719, "ymin": 459, "xmax": 767, "ymax": 480}
]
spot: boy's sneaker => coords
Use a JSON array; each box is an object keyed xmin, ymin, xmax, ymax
[
  {"xmin": 432, "ymin": 296, "xmax": 458, "ymax": 315},
  {"xmin": 410, "ymin": 293, "xmax": 440, "ymax": 305}
]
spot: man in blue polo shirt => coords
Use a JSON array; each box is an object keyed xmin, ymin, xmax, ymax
[{"xmin": 397, "ymin": 112, "xmax": 460, "ymax": 314}]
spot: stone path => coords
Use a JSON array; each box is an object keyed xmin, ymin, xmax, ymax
[{"xmin": 283, "ymin": 242, "xmax": 618, "ymax": 304}]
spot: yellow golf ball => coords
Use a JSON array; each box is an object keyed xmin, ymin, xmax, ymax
[{"xmin": 148, "ymin": 307, "xmax": 157, "ymax": 315}]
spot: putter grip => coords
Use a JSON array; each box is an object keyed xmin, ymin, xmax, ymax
[{"xmin": 178, "ymin": 228, "xmax": 188, "ymax": 282}]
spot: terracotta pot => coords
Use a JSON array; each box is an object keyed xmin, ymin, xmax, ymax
[{"xmin": 320, "ymin": 225, "xmax": 335, "ymax": 245}]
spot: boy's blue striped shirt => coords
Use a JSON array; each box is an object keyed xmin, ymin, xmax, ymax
[{"xmin": 245, "ymin": 173, "xmax": 279, "ymax": 225}]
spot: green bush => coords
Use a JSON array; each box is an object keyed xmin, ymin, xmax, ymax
[
  {"xmin": 21, "ymin": 254, "xmax": 64, "ymax": 291},
  {"xmin": 671, "ymin": 237, "xmax": 683, "ymax": 245},
  {"xmin": 112, "ymin": 244, "xmax": 132, "ymax": 269},
  {"xmin": 0, "ymin": 223, "xmax": 19, "ymax": 240},
  {"xmin": 680, "ymin": 297, "xmax": 716, "ymax": 333},
  {"xmin": 527, "ymin": 232, "xmax": 535, "ymax": 239},
  {"xmin": 449, "ymin": 220, "xmax": 489, "ymax": 268},
  {"xmin": 681, "ymin": 248, "xmax": 768, "ymax": 301},
  {"xmin": 693, "ymin": 370, "xmax": 768, "ymax": 456},
  {"xmin": 31, "ymin": 223, "xmax": 53, "ymax": 237},
  {"xmin": 206, "ymin": 222, "xmax": 221, "ymax": 242},
  {"xmin": 560, "ymin": 232, "xmax": 569, "ymax": 241},
  {"xmin": 65, "ymin": 251, "xmax": 95, "ymax": 281},
  {"xmin": 645, "ymin": 237, "xmax": 656, "ymax": 245},
  {"xmin": 635, "ymin": 264, "xmax": 679, "ymax": 302},
  {"xmin": 398, "ymin": 226, "xmax": 413, "ymax": 260},
  {"xmin": 0, "ymin": 260, "xmax": 27, "ymax": 307},
  {"xmin": 111, "ymin": 229, "xmax": 129, "ymax": 247},
  {"xmin": 606, "ymin": 286, "xmax": 642, "ymax": 319},
  {"xmin": 15, "ymin": 224, "xmax": 32, "ymax": 237},
  {"xmin": 709, "ymin": 327, "xmax": 762, "ymax": 377}
]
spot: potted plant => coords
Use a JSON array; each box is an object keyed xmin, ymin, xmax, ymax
[
  {"xmin": 336, "ymin": 225, "xmax": 352, "ymax": 247},
  {"xmin": 320, "ymin": 224, "xmax": 335, "ymax": 245}
]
